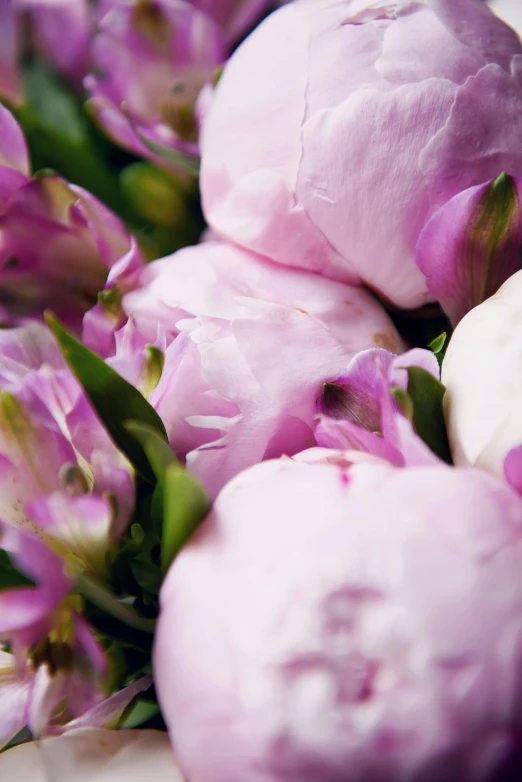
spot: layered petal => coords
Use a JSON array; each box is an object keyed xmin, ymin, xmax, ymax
[
  {"xmin": 155, "ymin": 451, "xmax": 522, "ymax": 781},
  {"xmin": 201, "ymin": 0, "xmax": 522, "ymax": 307},
  {"xmin": 122, "ymin": 240, "xmax": 404, "ymax": 496}
]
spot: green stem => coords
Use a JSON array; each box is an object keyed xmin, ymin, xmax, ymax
[{"xmin": 77, "ymin": 573, "xmax": 157, "ymax": 634}]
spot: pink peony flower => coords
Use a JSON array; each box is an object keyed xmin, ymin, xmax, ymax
[
  {"xmin": 442, "ymin": 268, "xmax": 522, "ymax": 488},
  {"xmin": 85, "ymin": 0, "xmax": 226, "ymax": 165},
  {"xmin": 155, "ymin": 449, "xmax": 522, "ymax": 781},
  {"xmin": 0, "ymin": 103, "xmax": 144, "ymax": 329},
  {"xmin": 119, "ymin": 239, "xmax": 404, "ymax": 497},
  {"xmin": 200, "ymin": 0, "xmax": 522, "ymax": 308}
]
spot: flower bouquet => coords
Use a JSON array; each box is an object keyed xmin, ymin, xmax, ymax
[{"xmin": 2, "ymin": 0, "xmax": 522, "ymax": 779}]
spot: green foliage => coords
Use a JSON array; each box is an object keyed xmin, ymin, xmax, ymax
[
  {"xmin": 45, "ymin": 314, "xmax": 168, "ymax": 483},
  {"xmin": 0, "ymin": 550, "xmax": 35, "ymax": 589},
  {"xmin": 407, "ymin": 367, "xmax": 452, "ymax": 463},
  {"xmin": 161, "ymin": 463, "xmax": 210, "ymax": 574}
]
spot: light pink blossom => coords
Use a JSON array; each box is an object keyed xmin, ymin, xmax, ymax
[
  {"xmin": 119, "ymin": 239, "xmax": 404, "ymax": 497},
  {"xmin": 201, "ymin": 0, "xmax": 522, "ymax": 308},
  {"xmin": 155, "ymin": 449, "xmax": 522, "ymax": 781}
]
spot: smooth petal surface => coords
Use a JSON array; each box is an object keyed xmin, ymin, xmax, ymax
[
  {"xmin": 201, "ymin": 0, "xmax": 522, "ymax": 307},
  {"xmin": 416, "ymin": 174, "xmax": 522, "ymax": 325},
  {"xmin": 155, "ymin": 452, "xmax": 522, "ymax": 781},
  {"xmin": 122, "ymin": 240, "xmax": 404, "ymax": 496},
  {"xmin": 0, "ymin": 728, "xmax": 183, "ymax": 781},
  {"xmin": 442, "ymin": 269, "xmax": 522, "ymax": 477},
  {"xmin": 0, "ymin": 103, "xmax": 29, "ymax": 177}
]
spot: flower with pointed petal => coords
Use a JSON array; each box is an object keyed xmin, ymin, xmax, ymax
[
  {"xmin": 316, "ymin": 348, "xmax": 441, "ymax": 466},
  {"xmin": 155, "ymin": 449, "xmax": 522, "ymax": 781},
  {"xmin": 85, "ymin": 0, "xmax": 226, "ymax": 166}
]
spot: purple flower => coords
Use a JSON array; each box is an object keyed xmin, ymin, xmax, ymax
[
  {"xmin": 85, "ymin": 0, "xmax": 226, "ymax": 165},
  {"xmin": 0, "ymin": 321, "xmax": 134, "ymax": 544},
  {"xmin": 0, "ymin": 0, "xmax": 91, "ymax": 99},
  {"xmin": 416, "ymin": 174, "xmax": 522, "ymax": 326},
  {"xmin": 0, "ymin": 103, "xmax": 144, "ymax": 329},
  {"xmin": 155, "ymin": 449, "xmax": 522, "ymax": 781},
  {"xmin": 316, "ymin": 348, "xmax": 441, "ymax": 467}
]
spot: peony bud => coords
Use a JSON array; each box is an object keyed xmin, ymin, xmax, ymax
[
  {"xmin": 200, "ymin": 0, "xmax": 522, "ymax": 307},
  {"xmin": 155, "ymin": 450, "xmax": 522, "ymax": 781},
  {"xmin": 120, "ymin": 239, "xmax": 404, "ymax": 497}
]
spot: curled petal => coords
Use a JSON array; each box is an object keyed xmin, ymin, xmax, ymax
[{"xmin": 416, "ymin": 174, "xmax": 522, "ymax": 325}]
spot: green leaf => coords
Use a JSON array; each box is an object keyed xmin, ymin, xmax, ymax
[
  {"xmin": 125, "ymin": 420, "xmax": 177, "ymax": 534},
  {"xmin": 0, "ymin": 550, "xmax": 35, "ymax": 589},
  {"xmin": 23, "ymin": 59, "xmax": 85, "ymax": 143},
  {"xmin": 390, "ymin": 386, "xmax": 414, "ymax": 421},
  {"xmin": 428, "ymin": 332, "xmax": 447, "ymax": 355},
  {"xmin": 407, "ymin": 367, "xmax": 452, "ymax": 463},
  {"xmin": 45, "ymin": 314, "xmax": 167, "ymax": 483},
  {"xmin": 125, "ymin": 421, "xmax": 176, "ymax": 478},
  {"xmin": 120, "ymin": 699, "xmax": 161, "ymax": 729},
  {"xmin": 162, "ymin": 463, "xmax": 210, "ymax": 574}
]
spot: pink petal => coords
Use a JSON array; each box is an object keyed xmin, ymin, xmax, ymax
[
  {"xmin": 416, "ymin": 175, "xmax": 522, "ymax": 325},
  {"xmin": 0, "ymin": 103, "xmax": 29, "ymax": 175},
  {"xmin": 60, "ymin": 676, "xmax": 153, "ymax": 732}
]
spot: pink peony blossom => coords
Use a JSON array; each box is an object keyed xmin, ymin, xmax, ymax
[
  {"xmin": 119, "ymin": 239, "xmax": 404, "ymax": 497},
  {"xmin": 155, "ymin": 449, "xmax": 522, "ymax": 781},
  {"xmin": 200, "ymin": 0, "xmax": 522, "ymax": 308},
  {"xmin": 85, "ymin": 0, "xmax": 226, "ymax": 165}
]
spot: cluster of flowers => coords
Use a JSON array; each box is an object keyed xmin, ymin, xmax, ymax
[{"xmin": 2, "ymin": 0, "xmax": 522, "ymax": 779}]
